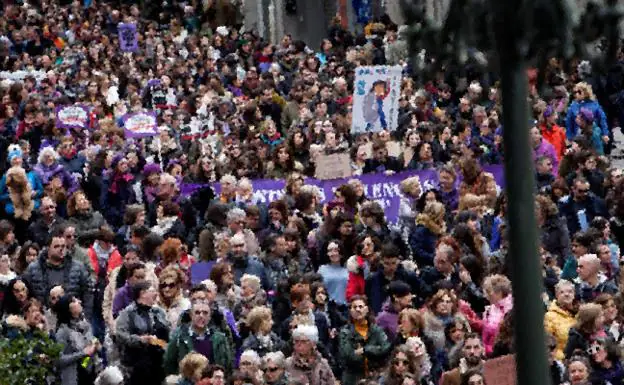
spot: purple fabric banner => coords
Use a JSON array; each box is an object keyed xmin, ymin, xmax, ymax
[
  {"xmin": 55, "ymin": 104, "xmax": 89, "ymax": 129},
  {"xmin": 180, "ymin": 166, "xmax": 505, "ymax": 223},
  {"xmin": 118, "ymin": 23, "xmax": 138, "ymax": 52},
  {"xmin": 122, "ymin": 111, "xmax": 158, "ymax": 138}
]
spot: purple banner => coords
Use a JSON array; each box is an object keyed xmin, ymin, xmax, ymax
[
  {"xmin": 55, "ymin": 104, "xmax": 89, "ymax": 129},
  {"xmin": 118, "ymin": 23, "xmax": 138, "ymax": 52},
  {"xmin": 122, "ymin": 111, "xmax": 158, "ymax": 138},
  {"xmin": 180, "ymin": 166, "xmax": 505, "ymax": 223}
]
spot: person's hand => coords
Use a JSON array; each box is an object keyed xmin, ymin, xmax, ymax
[
  {"xmin": 139, "ymin": 335, "xmax": 153, "ymax": 344},
  {"xmin": 459, "ymin": 269, "xmax": 472, "ymax": 284},
  {"xmin": 384, "ymin": 170, "xmax": 395, "ymax": 176},
  {"xmin": 83, "ymin": 344, "xmax": 96, "ymax": 356},
  {"xmin": 354, "ymin": 347, "xmax": 364, "ymax": 356},
  {"xmin": 602, "ymin": 135, "xmax": 610, "ymax": 144}
]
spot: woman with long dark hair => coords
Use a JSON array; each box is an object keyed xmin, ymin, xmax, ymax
[{"xmin": 54, "ymin": 295, "xmax": 100, "ymax": 385}]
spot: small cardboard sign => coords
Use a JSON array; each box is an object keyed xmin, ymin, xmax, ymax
[
  {"xmin": 483, "ymin": 354, "xmax": 517, "ymax": 385},
  {"xmin": 314, "ymin": 152, "xmax": 352, "ymax": 180}
]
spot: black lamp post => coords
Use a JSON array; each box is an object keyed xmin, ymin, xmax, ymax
[{"xmin": 401, "ymin": 1, "xmax": 624, "ymax": 385}]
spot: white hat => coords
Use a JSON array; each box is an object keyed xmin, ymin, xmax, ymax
[
  {"xmin": 292, "ymin": 324, "xmax": 319, "ymax": 344},
  {"xmin": 95, "ymin": 366, "xmax": 123, "ymax": 385}
]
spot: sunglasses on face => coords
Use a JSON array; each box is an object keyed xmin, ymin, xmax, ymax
[
  {"xmin": 160, "ymin": 282, "xmax": 177, "ymax": 289},
  {"xmin": 265, "ymin": 366, "xmax": 280, "ymax": 373}
]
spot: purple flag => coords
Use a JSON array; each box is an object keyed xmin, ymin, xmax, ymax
[
  {"xmin": 180, "ymin": 166, "xmax": 506, "ymax": 223},
  {"xmin": 118, "ymin": 23, "xmax": 138, "ymax": 52},
  {"xmin": 122, "ymin": 111, "xmax": 158, "ymax": 138},
  {"xmin": 55, "ymin": 104, "xmax": 89, "ymax": 129}
]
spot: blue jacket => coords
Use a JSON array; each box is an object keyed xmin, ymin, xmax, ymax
[
  {"xmin": 565, "ymin": 99, "xmax": 609, "ymax": 140},
  {"xmin": 0, "ymin": 170, "xmax": 43, "ymax": 216},
  {"xmin": 409, "ymin": 224, "xmax": 439, "ymax": 267}
]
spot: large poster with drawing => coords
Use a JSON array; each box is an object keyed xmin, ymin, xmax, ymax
[{"xmin": 351, "ymin": 65, "xmax": 402, "ymax": 134}]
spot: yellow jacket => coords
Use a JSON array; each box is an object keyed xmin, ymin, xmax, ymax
[{"xmin": 544, "ymin": 300, "xmax": 576, "ymax": 360}]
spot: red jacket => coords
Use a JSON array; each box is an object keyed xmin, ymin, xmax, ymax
[
  {"xmin": 345, "ymin": 255, "xmax": 367, "ymax": 301},
  {"xmin": 540, "ymin": 123, "xmax": 567, "ymax": 161},
  {"xmin": 87, "ymin": 246, "xmax": 122, "ymax": 278}
]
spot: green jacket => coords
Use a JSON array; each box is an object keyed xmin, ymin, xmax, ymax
[
  {"xmin": 164, "ymin": 325, "xmax": 233, "ymax": 374},
  {"xmin": 338, "ymin": 323, "xmax": 391, "ymax": 385}
]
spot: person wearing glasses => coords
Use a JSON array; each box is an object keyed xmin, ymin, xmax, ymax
[
  {"xmin": 378, "ymin": 345, "xmax": 421, "ymax": 385},
  {"xmin": 157, "ymin": 265, "xmax": 191, "ymax": 329},
  {"xmin": 22, "ymin": 227, "xmax": 94, "ymax": 319},
  {"xmin": 559, "ymin": 177, "xmax": 608, "ymax": 237},
  {"xmin": 286, "ymin": 324, "xmax": 336, "ymax": 385},
  {"xmin": 263, "ymin": 352, "xmax": 288, "ymax": 385},
  {"xmin": 339, "ymin": 295, "xmax": 391, "ymax": 385},
  {"xmin": 163, "ymin": 300, "xmax": 233, "ymax": 375}
]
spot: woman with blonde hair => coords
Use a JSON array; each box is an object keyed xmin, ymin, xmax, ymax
[
  {"xmin": 409, "ymin": 201, "xmax": 446, "ymax": 267},
  {"xmin": 178, "ymin": 353, "xmax": 209, "ymax": 385},
  {"xmin": 398, "ymin": 176, "xmax": 422, "ymax": 234},
  {"xmin": 241, "ymin": 305, "xmax": 287, "ymax": 357},
  {"xmin": 564, "ymin": 303, "xmax": 607, "ymax": 359},
  {"xmin": 565, "ymin": 81, "xmax": 609, "ymax": 143},
  {"xmin": 482, "ymin": 274, "xmax": 513, "ymax": 355},
  {"xmin": 157, "ymin": 265, "xmax": 191, "ymax": 329}
]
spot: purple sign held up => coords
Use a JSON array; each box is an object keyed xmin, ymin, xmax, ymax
[
  {"xmin": 55, "ymin": 104, "xmax": 89, "ymax": 129},
  {"xmin": 122, "ymin": 111, "xmax": 158, "ymax": 138},
  {"xmin": 180, "ymin": 166, "xmax": 506, "ymax": 223},
  {"xmin": 118, "ymin": 23, "xmax": 138, "ymax": 52}
]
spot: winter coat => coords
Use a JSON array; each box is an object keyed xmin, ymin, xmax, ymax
[
  {"xmin": 541, "ymin": 215, "xmax": 571, "ymax": 261},
  {"xmin": 375, "ymin": 300, "xmax": 400, "ymax": 341},
  {"xmin": 564, "ymin": 328, "xmax": 593, "ymax": 359},
  {"xmin": 232, "ymin": 256, "xmax": 270, "ymax": 290},
  {"xmin": 409, "ymin": 219, "xmax": 443, "ymax": 267},
  {"xmin": 565, "ymin": 99, "xmax": 609, "ymax": 140},
  {"xmin": 100, "ymin": 173, "xmax": 136, "ymax": 228},
  {"xmin": 575, "ymin": 275, "xmax": 618, "ymax": 303},
  {"xmin": 33, "ymin": 161, "xmax": 79, "ymax": 192},
  {"xmin": 544, "ymin": 301, "xmax": 576, "ymax": 360},
  {"xmin": 338, "ymin": 322, "xmax": 392, "ymax": 385},
  {"xmin": 540, "ymin": 123, "xmax": 567, "ymax": 161},
  {"xmin": 114, "ymin": 302, "xmax": 170, "ymax": 385},
  {"xmin": 345, "ymin": 255, "xmax": 368, "ymax": 302},
  {"xmin": 27, "ymin": 217, "xmax": 65, "ymax": 247},
  {"xmin": 0, "ymin": 170, "xmax": 43, "ymax": 217},
  {"xmin": 240, "ymin": 331, "xmax": 287, "ymax": 357},
  {"xmin": 285, "ymin": 352, "xmax": 336, "ymax": 385},
  {"xmin": 55, "ymin": 319, "xmax": 96, "ymax": 385},
  {"xmin": 163, "ymin": 324, "xmax": 233, "ymax": 374},
  {"xmin": 67, "ymin": 210, "xmax": 108, "ymax": 241},
  {"xmin": 365, "ymin": 266, "xmax": 423, "ymax": 314},
  {"xmin": 482, "ymin": 295, "xmax": 513, "ymax": 355},
  {"xmin": 558, "ymin": 194, "xmax": 608, "ymax": 236},
  {"xmin": 86, "ymin": 245, "xmax": 122, "ymax": 280},
  {"xmin": 22, "ymin": 252, "xmax": 94, "ymax": 319},
  {"xmin": 59, "ymin": 153, "xmax": 87, "ymax": 176}
]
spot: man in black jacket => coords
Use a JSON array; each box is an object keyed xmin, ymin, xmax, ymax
[
  {"xmin": 363, "ymin": 140, "xmax": 403, "ymax": 174},
  {"xmin": 559, "ymin": 177, "xmax": 608, "ymax": 236},
  {"xmin": 22, "ymin": 226, "xmax": 94, "ymax": 319}
]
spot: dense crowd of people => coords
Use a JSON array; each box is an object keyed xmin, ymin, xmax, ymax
[{"xmin": 2, "ymin": 1, "xmax": 624, "ymax": 385}]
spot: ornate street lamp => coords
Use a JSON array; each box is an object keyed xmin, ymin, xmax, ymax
[{"xmin": 400, "ymin": 1, "xmax": 623, "ymax": 385}]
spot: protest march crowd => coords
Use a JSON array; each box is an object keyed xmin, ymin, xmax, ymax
[{"xmin": 3, "ymin": 1, "xmax": 624, "ymax": 385}]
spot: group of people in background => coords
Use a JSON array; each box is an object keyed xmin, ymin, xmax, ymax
[{"xmin": 2, "ymin": 1, "xmax": 624, "ymax": 385}]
